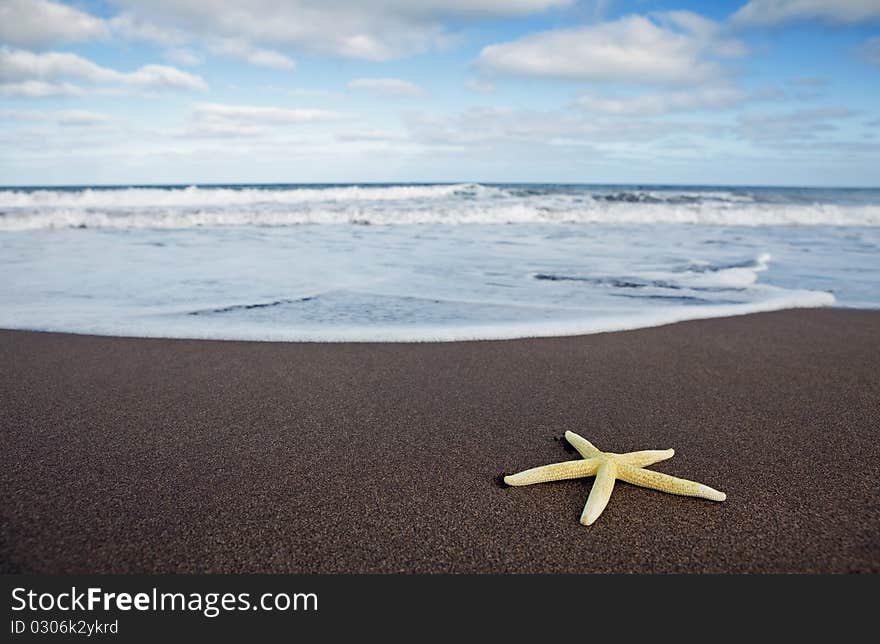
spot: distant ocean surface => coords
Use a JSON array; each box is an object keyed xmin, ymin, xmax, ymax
[{"xmin": 1, "ymin": 183, "xmax": 878, "ymax": 342}]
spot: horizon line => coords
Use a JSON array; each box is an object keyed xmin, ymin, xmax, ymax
[{"xmin": 1, "ymin": 181, "xmax": 878, "ymax": 190}]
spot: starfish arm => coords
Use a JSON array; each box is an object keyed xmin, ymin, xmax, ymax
[
  {"xmin": 564, "ymin": 431, "xmax": 602, "ymax": 459},
  {"xmin": 615, "ymin": 449, "xmax": 675, "ymax": 468},
  {"xmin": 580, "ymin": 460, "xmax": 617, "ymax": 525},
  {"xmin": 617, "ymin": 464, "xmax": 726, "ymax": 501},
  {"xmin": 504, "ymin": 458, "xmax": 600, "ymax": 486}
]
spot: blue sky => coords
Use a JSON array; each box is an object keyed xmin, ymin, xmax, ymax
[{"xmin": 1, "ymin": 0, "xmax": 878, "ymax": 186}]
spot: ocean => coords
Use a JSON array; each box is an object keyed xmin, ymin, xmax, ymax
[{"xmin": 0, "ymin": 183, "xmax": 878, "ymax": 342}]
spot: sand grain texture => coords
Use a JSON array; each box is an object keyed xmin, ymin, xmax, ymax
[{"xmin": 1, "ymin": 309, "xmax": 878, "ymax": 573}]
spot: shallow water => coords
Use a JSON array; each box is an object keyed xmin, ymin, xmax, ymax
[{"xmin": 1, "ymin": 183, "xmax": 878, "ymax": 341}]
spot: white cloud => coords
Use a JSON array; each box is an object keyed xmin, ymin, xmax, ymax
[
  {"xmin": 381, "ymin": 1, "xmax": 572, "ymax": 16},
  {"xmin": 465, "ymin": 79, "xmax": 495, "ymax": 93},
  {"xmin": 54, "ymin": 110, "xmax": 114, "ymax": 126},
  {"xmin": 347, "ymin": 78, "xmax": 427, "ymax": 97},
  {"xmin": 0, "ymin": 110, "xmax": 38, "ymax": 121},
  {"xmin": 109, "ymin": 12, "xmax": 187, "ymax": 46},
  {"xmin": 238, "ymin": 49, "xmax": 295, "ymax": 70},
  {"xmin": 0, "ymin": 80, "xmax": 84, "ymax": 97},
  {"xmin": 106, "ymin": 1, "xmax": 569, "ymax": 61},
  {"xmin": 475, "ymin": 12, "xmax": 746, "ymax": 84},
  {"xmin": 861, "ymin": 36, "xmax": 880, "ymax": 67},
  {"xmin": 164, "ymin": 48, "xmax": 203, "ymax": 66},
  {"xmin": 282, "ymin": 88, "xmax": 343, "ymax": 98},
  {"xmin": 172, "ymin": 122, "xmax": 266, "ymax": 140},
  {"xmin": 404, "ymin": 106, "xmax": 713, "ymax": 147},
  {"xmin": 0, "ymin": 47, "xmax": 207, "ymax": 94},
  {"xmin": 131, "ymin": 29, "xmax": 293, "ymax": 69},
  {"xmin": 660, "ymin": 10, "xmax": 748, "ymax": 57},
  {"xmin": 738, "ymin": 108, "xmax": 855, "ymax": 142},
  {"xmin": 0, "ymin": 0, "xmax": 108, "ymax": 48},
  {"xmin": 575, "ymin": 86, "xmax": 748, "ymax": 115},
  {"xmin": 207, "ymin": 39, "xmax": 296, "ymax": 70},
  {"xmin": 125, "ymin": 65, "xmax": 208, "ymax": 91},
  {"xmin": 169, "ymin": 102, "xmax": 351, "ymax": 141},
  {"xmin": 0, "ymin": 48, "xmax": 121, "ymax": 84},
  {"xmin": 731, "ymin": 0, "xmax": 880, "ymax": 26},
  {"xmin": 335, "ymin": 128, "xmax": 406, "ymax": 142},
  {"xmin": 0, "ymin": 108, "xmax": 115, "ymax": 129},
  {"xmin": 192, "ymin": 103, "xmax": 347, "ymax": 124}
]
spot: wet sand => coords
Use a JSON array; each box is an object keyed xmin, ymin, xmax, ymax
[{"xmin": 1, "ymin": 309, "xmax": 878, "ymax": 573}]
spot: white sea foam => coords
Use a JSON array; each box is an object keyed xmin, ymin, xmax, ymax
[
  {"xmin": 0, "ymin": 289, "xmax": 835, "ymax": 342},
  {"xmin": 1, "ymin": 184, "xmax": 878, "ymax": 230},
  {"xmin": 2, "ymin": 203, "xmax": 878, "ymax": 230},
  {"xmin": 0, "ymin": 183, "xmax": 496, "ymax": 208},
  {"xmin": 1, "ymin": 186, "xmax": 876, "ymax": 343},
  {"xmin": 670, "ymin": 253, "xmax": 772, "ymax": 289}
]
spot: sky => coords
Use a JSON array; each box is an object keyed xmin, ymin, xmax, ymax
[{"xmin": 0, "ymin": 0, "xmax": 878, "ymax": 186}]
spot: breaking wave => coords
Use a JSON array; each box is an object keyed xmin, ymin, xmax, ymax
[{"xmin": 1, "ymin": 183, "xmax": 879, "ymax": 230}]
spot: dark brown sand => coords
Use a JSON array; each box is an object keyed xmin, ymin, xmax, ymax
[{"xmin": 1, "ymin": 309, "xmax": 878, "ymax": 573}]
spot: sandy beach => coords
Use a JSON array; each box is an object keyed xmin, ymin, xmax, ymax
[{"xmin": 1, "ymin": 308, "xmax": 878, "ymax": 573}]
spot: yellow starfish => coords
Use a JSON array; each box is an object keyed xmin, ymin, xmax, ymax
[{"xmin": 504, "ymin": 431, "xmax": 726, "ymax": 525}]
